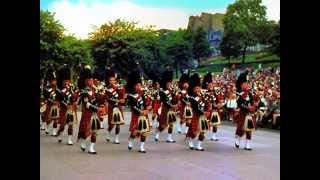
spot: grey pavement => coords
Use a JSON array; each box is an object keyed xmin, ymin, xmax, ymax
[{"xmin": 40, "ymin": 111, "xmax": 280, "ymax": 180}]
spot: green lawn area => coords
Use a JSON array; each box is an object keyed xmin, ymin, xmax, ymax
[
  {"xmin": 200, "ymin": 51, "xmax": 280, "ymax": 65},
  {"xmin": 195, "ymin": 51, "xmax": 280, "ymax": 74}
]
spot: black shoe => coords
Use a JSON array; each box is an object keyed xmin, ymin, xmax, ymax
[
  {"xmin": 195, "ymin": 148, "xmax": 204, "ymax": 151},
  {"xmin": 58, "ymin": 139, "xmax": 62, "ymax": 143},
  {"xmin": 106, "ymin": 139, "xmax": 110, "ymax": 142},
  {"xmin": 178, "ymin": 131, "xmax": 181, "ymax": 134},
  {"xmin": 189, "ymin": 147, "xmax": 194, "ymax": 150},
  {"xmin": 235, "ymin": 143, "xmax": 239, "ymax": 148},
  {"xmin": 128, "ymin": 146, "xmax": 132, "ymax": 150},
  {"xmin": 210, "ymin": 138, "xmax": 219, "ymax": 141},
  {"xmin": 166, "ymin": 140, "xmax": 176, "ymax": 143},
  {"xmin": 244, "ymin": 147, "xmax": 252, "ymax": 151},
  {"xmin": 155, "ymin": 138, "xmax": 159, "ymax": 142},
  {"xmin": 138, "ymin": 150, "xmax": 146, "ymax": 153},
  {"xmin": 81, "ymin": 147, "xmax": 86, "ymax": 152},
  {"xmin": 88, "ymin": 151, "xmax": 97, "ymax": 154},
  {"xmin": 45, "ymin": 131, "xmax": 49, "ymax": 135},
  {"xmin": 113, "ymin": 141, "xmax": 120, "ymax": 144}
]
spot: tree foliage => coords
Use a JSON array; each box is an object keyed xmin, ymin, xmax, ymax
[
  {"xmin": 223, "ymin": 0, "xmax": 268, "ymax": 63},
  {"xmin": 192, "ymin": 27, "xmax": 211, "ymax": 64},
  {"xmin": 40, "ymin": 10, "xmax": 64, "ymax": 68}
]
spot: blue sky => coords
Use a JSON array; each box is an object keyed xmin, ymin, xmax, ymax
[
  {"xmin": 41, "ymin": 0, "xmax": 234, "ymax": 11},
  {"xmin": 40, "ymin": 0, "xmax": 279, "ymax": 39}
]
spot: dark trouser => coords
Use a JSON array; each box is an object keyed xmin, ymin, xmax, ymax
[
  {"xmin": 198, "ymin": 132, "xmax": 205, "ymax": 141},
  {"xmin": 130, "ymin": 132, "xmax": 147, "ymax": 142},
  {"xmin": 235, "ymin": 127, "xmax": 252, "ymax": 140},
  {"xmin": 212, "ymin": 126, "xmax": 217, "ymax": 133},
  {"xmin": 58, "ymin": 123, "xmax": 73, "ymax": 136},
  {"xmin": 91, "ymin": 132, "xmax": 97, "ymax": 143},
  {"xmin": 108, "ymin": 124, "xmax": 120, "ymax": 135}
]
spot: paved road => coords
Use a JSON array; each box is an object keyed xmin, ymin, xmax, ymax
[{"xmin": 40, "ymin": 112, "xmax": 280, "ymax": 180}]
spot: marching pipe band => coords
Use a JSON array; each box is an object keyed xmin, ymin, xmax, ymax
[{"xmin": 41, "ymin": 65, "xmax": 272, "ymax": 154}]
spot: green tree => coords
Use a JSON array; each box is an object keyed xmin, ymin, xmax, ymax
[
  {"xmin": 192, "ymin": 27, "xmax": 211, "ymax": 64},
  {"xmin": 40, "ymin": 10, "xmax": 64, "ymax": 69},
  {"xmin": 220, "ymin": 31, "xmax": 242, "ymax": 64},
  {"xmin": 163, "ymin": 29, "xmax": 193, "ymax": 77},
  {"xmin": 223, "ymin": 0, "xmax": 268, "ymax": 64},
  {"xmin": 269, "ymin": 21, "xmax": 280, "ymax": 57},
  {"xmin": 90, "ymin": 19, "xmax": 162, "ymax": 77},
  {"xmin": 56, "ymin": 36, "xmax": 94, "ymax": 80}
]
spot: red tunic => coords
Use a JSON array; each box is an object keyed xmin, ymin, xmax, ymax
[
  {"xmin": 186, "ymin": 111, "xmax": 200, "ymax": 138},
  {"xmin": 77, "ymin": 87, "xmax": 96, "ymax": 140},
  {"xmin": 158, "ymin": 89, "xmax": 178, "ymax": 130},
  {"xmin": 152, "ymin": 99, "xmax": 161, "ymax": 114},
  {"xmin": 107, "ymin": 86, "xmax": 125, "ymax": 125},
  {"xmin": 77, "ymin": 107, "xmax": 92, "ymax": 140}
]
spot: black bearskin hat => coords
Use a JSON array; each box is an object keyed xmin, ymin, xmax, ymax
[
  {"xmin": 202, "ymin": 72, "xmax": 213, "ymax": 89},
  {"xmin": 105, "ymin": 67, "xmax": 116, "ymax": 86},
  {"xmin": 236, "ymin": 70, "xmax": 249, "ymax": 93},
  {"xmin": 126, "ymin": 70, "xmax": 142, "ymax": 94},
  {"xmin": 93, "ymin": 66, "xmax": 105, "ymax": 82},
  {"xmin": 57, "ymin": 65, "xmax": 71, "ymax": 88},
  {"xmin": 45, "ymin": 66, "xmax": 56, "ymax": 82},
  {"xmin": 179, "ymin": 73, "xmax": 190, "ymax": 89},
  {"xmin": 160, "ymin": 69, "xmax": 173, "ymax": 89},
  {"xmin": 78, "ymin": 65, "xmax": 92, "ymax": 89},
  {"xmin": 40, "ymin": 68, "xmax": 45, "ymax": 80},
  {"xmin": 148, "ymin": 71, "xmax": 160, "ymax": 86},
  {"xmin": 188, "ymin": 73, "xmax": 201, "ymax": 95}
]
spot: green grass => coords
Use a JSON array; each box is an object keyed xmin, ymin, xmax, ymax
[{"xmin": 201, "ymin": 52, "xmax": 279, "ymax": 66}]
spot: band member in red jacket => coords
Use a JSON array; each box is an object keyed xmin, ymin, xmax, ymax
[
  {"xmin": 177, "ymin": 73, "xmax": 191, "ymax": 134},
  {"xmin": 234, "ymin": 71, "xmax": 257, "ymax": 150},
  {"xmin": 56, "ymin": 66, "xmax": 78, "ymax": 145},
  {"xmin": 154, "ymin": 68, "xmax": 179, "ymax": 143},
  {"xmin": 126, "ymin": 70, "xmax": 152, "ymax": 153},
  {"xmin": 202, "ymin": 72, "xmax": 221, "ymax": 141},
  {"xmin": 43, "ymin": 66, "xmax": 61, "ymax": 136},
  {"xmin": 77, "ymin": 65, "xmax": 102, "ymax": 154},
  {"xmin": 150, "ymin": 75, "xmax": 161, "ymax": 129},
  {"xmin": 105, "ymin": 69, "xmax": 126, "ymax": 144},
  {"xmin": 40, "ymin": 68, "xmax": 47, "ymax": 130},
  {"xmin": 187, "ymin": 73, "xmax": 209, "ymax": 151}
]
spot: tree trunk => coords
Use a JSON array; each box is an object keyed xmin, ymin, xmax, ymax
[
  {"xmin": 242, "ymin": 45, "xmax": 247, "ymax": 64},
  {"xmin": 197, "ymin": 57, "xmax": 201, "ymax": 65}
]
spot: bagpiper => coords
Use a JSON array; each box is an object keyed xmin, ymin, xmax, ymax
[
  {"xmin": 150, "ymin": 74, "xmax": 161, "ymax": 129},
  {"xmin": 105, "ymin": 67, "xmax": 126, "ymax": 144},
  {"xmin": 43, "ymin": 65, "xmax": 61, "ymax": 136},
  {"xmin": 154, "ymin": 68, "xmax": 179, "ymax": 143},
  {"xmin": 202, "ymin": 72, "xmax": 221, "ymax": 141},
  {"xmin": 40, "ymin": 68, "xmax": 47, "ymax": 130},
  {"xmin": 176, "ymin": 73, "xmax": 192, "ymax": 135},
  {"xmin": 77, "ymin": 65, "xmax": 101, "ymax": 154},
  {"xmin": 187, "ymin": 73, "xmax": 209, "ymax": 151},
  {"xmin": 234, "ymin": 70, "xmax": 257, "ymax": 150},
  {"xmin": 93, "ymin": 69, "xmax": 107, "ymax": 129},
  {"xmin": 56, "ymin": 65, "xmax": 78, "ymax": 145},
  {"xmin": 126, "ymin": 70, "xmax": 152, "ymax": 153}
]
